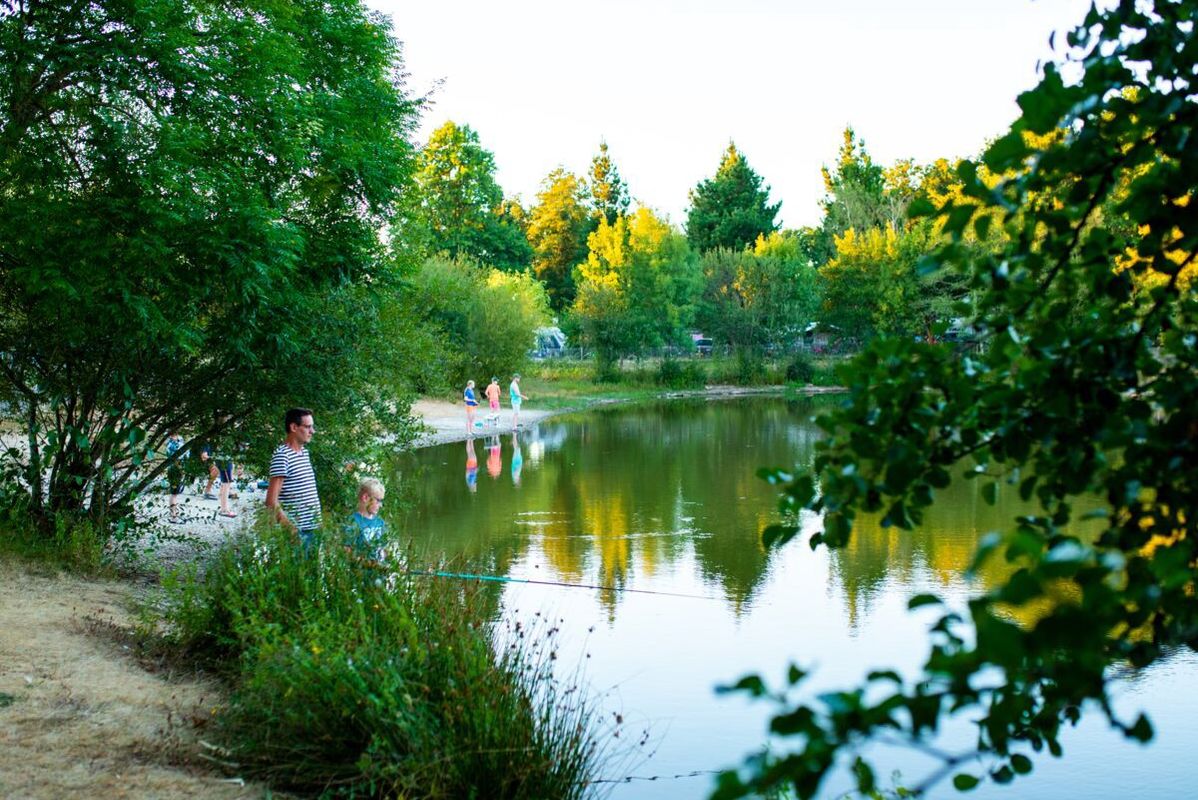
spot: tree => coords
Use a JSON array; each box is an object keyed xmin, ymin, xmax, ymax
[
  {"xmin": 410, "ymin": 256, "xmax": 550, "ymax": 386},
  {"xmin": 527, "ymin": 168, "xmax": 591, "ymax": 310},
  {"xmin": 697, "ymin": 232, "xmax": 820, "ymax": 353},
  {"xmin": 818, "ymin": 222, "xmax": 962, "ymax": 343},
  {"xmin": 0, "ymin": 0, "xmax": 424, "ymax": 527},
  {"xmin": 715, "ymin": 1, "xmax": 1198, "ymax": 797},
  {"xmin": 415, "ymin": 121, "xmax": 530, "ymax": 271},
  {"xmin": 573, "ymin": 208, "xmax": 701, "ymax": 370},
  {"xmin": 686, "ymin": 143, "xmax": 780, "ymax": 253},
  {"xmin": 589, "ymin": 141, "xmax": 630, "ymax": 225},
  {"xmin": 815, "ymin": 127, "xmax": 890, "ymax": 264}
]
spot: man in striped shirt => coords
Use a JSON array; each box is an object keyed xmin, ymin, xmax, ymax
[{"xmin": 265, "ymin": 408, "xmax": 322, "ymax": 543}]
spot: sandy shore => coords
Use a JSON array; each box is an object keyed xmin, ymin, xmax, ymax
[{"xmin": 410, "ymin": 384, "xmax": 842, "ymax": 448}]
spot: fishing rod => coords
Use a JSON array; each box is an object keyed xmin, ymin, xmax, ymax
[{"xmin": 406, "ymin": 568, "xmax": 716, "ymax": 601}]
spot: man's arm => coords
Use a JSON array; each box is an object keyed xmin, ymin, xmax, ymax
[{"xmin": 264, "ymin": 475, "xmax": 293, "ymax": 529}]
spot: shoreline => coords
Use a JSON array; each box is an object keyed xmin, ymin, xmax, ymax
[{"xmin": 410, "ymin": 383, "xmax": 844, "ymax": 449}]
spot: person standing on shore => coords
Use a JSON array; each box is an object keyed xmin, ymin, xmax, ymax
[
  {"xmin": 266, "ymin": 408, "xmax": 322, "ymax": 546},
  {"xmin": 484, "ymin": 376, "xmax": 501, "ymax": 426},
  {"xmin": 464, "ymin": 380, "xmax": 479, "ymax": 431},
  {"xmin": 509, "ymin": 373, "xmax": 528, "ymax": 429}
]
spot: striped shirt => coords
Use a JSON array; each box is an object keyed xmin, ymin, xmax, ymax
[{"xmin": 270, "ymin": 444, "xmax": 321, "ymax": 530}]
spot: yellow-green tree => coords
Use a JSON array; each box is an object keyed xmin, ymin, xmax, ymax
[
  {"xmin": 527, "ymin": 168, "xmax": 591, "ymax": 310},
  {"xmin": 573, "ymin": 208, "xmax": 701, "ymax": 370}
]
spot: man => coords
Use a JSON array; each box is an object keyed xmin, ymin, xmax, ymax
[{"xmin": 265, "ymin": 408, "xmax": 322, "ymax": 544}]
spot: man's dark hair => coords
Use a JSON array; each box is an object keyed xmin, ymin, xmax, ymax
[{"xmin": 284, "ymin": 407, "xmax": 313, "ymax": 433}]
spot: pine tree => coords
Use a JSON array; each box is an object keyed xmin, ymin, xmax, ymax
[{"xmin": 685, "ymin": 143, "xmax": 780, "ymax": 253}]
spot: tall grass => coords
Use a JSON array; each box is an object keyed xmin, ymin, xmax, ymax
[{"xmin": 154, "ymin": 523, "xmax": 608, "ymax": 799}]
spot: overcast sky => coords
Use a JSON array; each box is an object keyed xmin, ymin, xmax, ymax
[{"xmin": 370, "ymin": 0, "xmax": 1091, "ymax": 228}]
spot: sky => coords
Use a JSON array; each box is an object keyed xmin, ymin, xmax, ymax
[{"xmin": 369, "ymin": 0, "xmax": 1092, "ymax": 229}]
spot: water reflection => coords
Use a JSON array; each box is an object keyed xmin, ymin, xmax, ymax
[{"xmin": 391, "ymin": 397, "xmax": 1197, "ymax": 800}]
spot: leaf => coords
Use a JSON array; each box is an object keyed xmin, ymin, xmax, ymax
[
  {"xmin": 1011, "ymin": 754, "xmax": 1033, "ymax": 774},
  {"xmin": 1128, "ymin": 714, "xmax": 1154, "ymax": 743},
  {"xmin": 716, "ymin": 674, "xmax": 767, "ymax": 697},
  {"xmin": 953, "ymin": 773, "xmax": 980, "ymax": 791},
  {"xmin": 908, "ymin": 594, "xmax": 942, "ymax": 610},
  {"xmin": 982, "ymin": 481, "xmax": 998, "ymax": 505},
  {"xmin": 762, "ymin": 524, "xmax": 798, "ymax": 550}
]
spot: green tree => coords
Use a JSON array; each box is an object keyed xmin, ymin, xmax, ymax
[
  {"xmin": 715, "ymin": 1, "xmax": 1198, "ymax": 797},
  {"xmin": 0, "ymin": 0, "xmax": 423, "ymax": 527},
  {"xmin": 527, "ymin": 168, "xmax": 591, "ymax": 310},
  {"xmin": 698, "ymin": 232, "xmax": 820, "ymax": 353},
  {"xmin": 818, "ymin": 221, "xmax": 962, "ymax": 342},
  {"xmin": 686, "ymin": 143, "xmax": 781, "ymax": 253},
  {"xmin": 589, "ymin": 141, "xmax": 630, "ymax": 225},
  {"xmin": 573, "ymin": 208, "xmax": 701, "ymax": 369},
  {"xmin": 411, "ymin": 256, "xmax": 550, "ymax": 387},
  {"xmin": 416, "ymin": 121, "xmax": 530, "ymax": 270}
]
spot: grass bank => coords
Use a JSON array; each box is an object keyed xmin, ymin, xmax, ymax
[
  {"xmin": 150, "ymin": 523, "xmax": 609, "ymax": 798},
  {"xmin": 518, "ymin": 353, "xmax": 847, "ymax": 410}
]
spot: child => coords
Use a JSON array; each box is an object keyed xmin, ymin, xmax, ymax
[
  {"xmin": 484, "ymin": 376, "xmax": 501, "ymax": 426},
  {"xmin": 345, "ymin": 478, "xmax": 387, "ymax": 562},
  {"xmin": 509, "ymin": 373, "xmax": 528, "ymax": 428},
  {"xmin": 165, "ymin": 431, "xmax": 187, "ymax": 524},
  {"xmin": 464, "ymin": 380, "xmax": 479, "ymax": 431}
]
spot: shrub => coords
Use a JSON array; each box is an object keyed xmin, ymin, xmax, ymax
[
  {"xmin": 656, "ymin": 358, "xmax": 707, "ymax": 389},
  {"xmin": 785, "ymin": 354, "xmax": 815, "ymax": 385},
  {"xmin": 154, "ymin": 525, "xmax": 605, "ymax": 798},
  {"xmin": 734, "ymin": 349, "xmax": 768, "ymax": 385}
]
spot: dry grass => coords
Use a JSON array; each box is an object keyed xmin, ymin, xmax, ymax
[{"xmin": 0, "ymin": 560, "xmax": 269, "ymax": 799}]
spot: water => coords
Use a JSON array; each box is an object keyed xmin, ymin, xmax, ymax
[{"xmin": 392, "ymin": 397, "xmax": 1198, "ymax": 799}]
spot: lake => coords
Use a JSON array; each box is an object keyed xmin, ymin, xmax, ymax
[{"xmin": 393, "ymin": 396, "xmax": 1198, "ymax": 799}]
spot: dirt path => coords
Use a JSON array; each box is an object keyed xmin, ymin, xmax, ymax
[{"xmin": 0, "ymin": 562, "xmax": 265, "ymax": 799}]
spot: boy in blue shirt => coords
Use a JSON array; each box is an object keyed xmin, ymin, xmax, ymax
[{"xmin": 345, "ymin": 478, "xmax": 387, "ymax": 563}]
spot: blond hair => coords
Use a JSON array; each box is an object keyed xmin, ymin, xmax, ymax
[{"xmin": 358, "ymin": 477, "xmax": 385, "ymax": 499}]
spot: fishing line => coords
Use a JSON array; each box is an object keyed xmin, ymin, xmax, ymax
[{"xmin": 407, "ymin": 569, "xmax": 716, "ymax": 601}]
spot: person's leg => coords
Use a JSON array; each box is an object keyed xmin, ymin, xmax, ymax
[
  {"xmin": 467, "ymin": 405, "xmax": 475, "ymax": 431},
  {"xmin": 204, "ymin": 463, "xmax": 217, "ymax": 498},
  {"xmin": 228, "ymin": 462, "xmax": 239, "ymax": 498},
  {"xmin": 218, "ymin": 462, "xmax": 236, "ymax": 516}
]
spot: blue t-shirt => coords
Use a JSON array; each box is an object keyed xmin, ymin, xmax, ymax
[
  {"xmin": 464, "ymin": 386, "xmax": 478, "ymax": 406},
  {"xmin": 345, "ymin": 511, "xmax": 386, "ymax": 559}
]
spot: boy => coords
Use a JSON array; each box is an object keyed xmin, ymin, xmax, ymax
[
  {"xmin": 484, "ymin": 376, "xmax": 501, "ymax": 427},
  {"xmin": 346, "ymin": 477, "xmax": 387, "ymax": 562}
]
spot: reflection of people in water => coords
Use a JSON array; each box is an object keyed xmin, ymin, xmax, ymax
[
  {"xmin": 465, "ymin": 437, "xmax": 478, "ymax": 493},
  {"xmin": 510, "ymin": 430, "xmax": 523, "ymax": 486},
  {"xmin": 486, "ymin": 434, "xmax": 502, "ymax": 479}
]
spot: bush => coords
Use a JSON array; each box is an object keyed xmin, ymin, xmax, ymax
[
  {"xmin": 656, "ymin": 358, "xmax": 707, "ymax": 389},
  {"xmin": 154, "ymin": 525, "xmax": 605, "ymax": 798},
  {"xmin": 734, "ymin": 349, "xmax": 768, "ymax": 385},
  {"xmin": 785, "ymin": 354, "xmax": 815, "ymax": 385}
]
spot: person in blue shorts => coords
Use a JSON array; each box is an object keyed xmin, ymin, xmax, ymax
[{"xmin": 464, "ymin": 380, "xmax": 479, "ymax": 431}]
